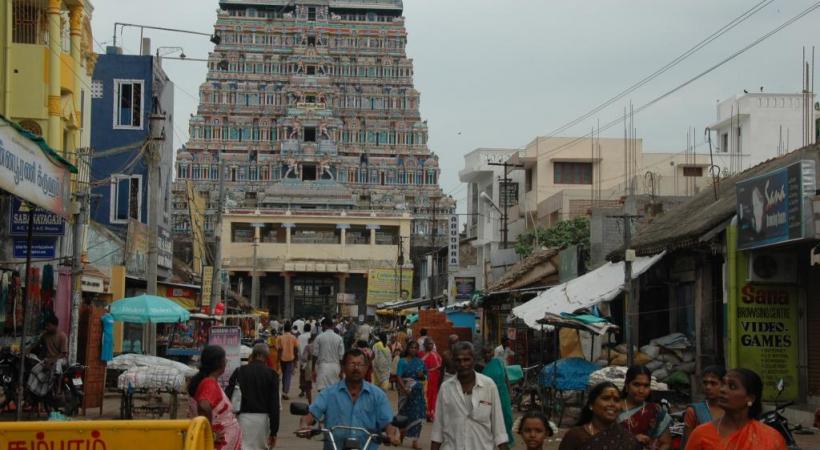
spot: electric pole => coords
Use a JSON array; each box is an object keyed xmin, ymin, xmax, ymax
[
  {"xmin": 429, "ymin": 193, "xmax": 441, "ymax": 299},
  {"xmin": 147, "ymin": 105, "xmax": 165, "ymax": 297},
  {"xmin": 68, "ymin": 146, "xmax": 90, "ymax": 365},
  {"xmin": 250, "ymin": 223, "xmax": 263, "ymax": 309},
  {"xmin": 488, "ymin": 161, "xmax": 523, "ymax": 249},
  {"xmin": 16, "ymin": 202, "xmax": 34, "ymax": 421},
  {"xmin": 608, "ymin": 213, "xmax": 642, "ymax": 366},
  {"xmin": 211, "ymin": 159, "xmax": 226, "ymax": 308}
]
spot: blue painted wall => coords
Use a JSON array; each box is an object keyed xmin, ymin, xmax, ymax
[
  {"xmin": 90, "ymin": 52, "xmax": 154, "ymax": 229},
  {"xmin": 446, "ymin": 311, "xmax": 476, "ymax": 332}
]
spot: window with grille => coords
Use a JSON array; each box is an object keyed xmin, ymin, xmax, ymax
[
  {"xmin": 110, "ymin": 175, "xmax": 142, "ymax": 224},
  {"xmin": 553, "ymin": 162, "xmax": 592, "ymax": 185},
  {"xmin": 12, "ymin": 0, "xmax": 48, "ymax": 45},
  {"xmin": 113, "ymin": 80, "xmax": 144, "ymax": 129}
]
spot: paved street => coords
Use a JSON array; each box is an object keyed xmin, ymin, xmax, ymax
[{"xmin": 89, "ymin": 368, "xmax": 820, "ymax": 449}]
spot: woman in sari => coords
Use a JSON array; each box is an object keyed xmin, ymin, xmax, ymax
[
  {"xmin": 685, "ymin": 368, "xmax": 786, "ymax": 450},
  {"xmin": 481, "ymin": 347, "xmax": 515, "ymax": 446},
  {"xmin": 560, "ymin": 382, "xmax": 639, "ymax": 450},
  {"xmin": 267, "ymin": 330, "xmax": 281, "ymax": 374},
  {"xmin": 372, "ymin": 333, "xmax": 392, "ymax": 390},
  {"xmin": 356, "ymin": 340, "xmax": 374, "ymax": 382},
  {"xmin": 389, "ymin": 333, "xmax": 404, "ymax": 391},
  {"xmin": 683, "ymin": 366, "xmax": 725, "ymax": 447},
  {"xmin": 396, "ymin": 340, "xmax": 426, "ymax": 450},
  {"xmin": 188, "ymin": 345, "xmax": 242, "ymax": 450},
  {"xmin": 618, "ymin": 365, "xmax": 672, "ymax": 449},
  {"xmin": 421, "ymin": 337, "xmax": 443, "ymax": 421}
]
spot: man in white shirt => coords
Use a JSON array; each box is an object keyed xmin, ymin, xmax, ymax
[
  {"xmin": 297, "ymin": 323, "xmax": 313, "ymax": 398},
  {"xmin": 431, "ymin": 341, "xmax": 509, "ymax": 450},
  {"xmin": 493, "ymin": 337, "xmax": 514, "ymax": 366},
  {"xmin": 313, "ymin": 318, "xmax": 345, "ymax": 391},
  {"xmin": 293, "ymin": 318, "xmax": 306, "ymax": 334}
]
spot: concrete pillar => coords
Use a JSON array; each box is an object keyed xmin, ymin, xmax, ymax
[
  {"xmin": 46, "ymin": 0, "xmax": 62, "ymax": 151},
  {"xmin": 283, "ymin": 272, "xmax": 292, "ymax": 319},
  {"xmin": 68, "ymin": 5, "xmax": 83, "ymax": 152}
]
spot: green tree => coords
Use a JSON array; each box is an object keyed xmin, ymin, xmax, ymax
[{"xmin": 514, "ymin": 217, "xmax": 590, "ymax": 258}]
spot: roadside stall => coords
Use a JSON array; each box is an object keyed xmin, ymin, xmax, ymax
[
  {"xmin": 158, "ymin": 313, "xmax": 219, "ymax": 362},
  {"xmin": 109, "ymin": 294, "xmax": 192, "ymax": 419}
]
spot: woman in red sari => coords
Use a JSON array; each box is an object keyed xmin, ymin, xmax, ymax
[
  {"xmin": 420, "ymin": 337, "xmax": 442, "ymax": 421},
  {"xmin": 685, "ymin": 368, "xmax": 786, "ymax": 450},
  {"xmin": 188, "ymin": 345, "xmax": 242, "ymax": 450}
]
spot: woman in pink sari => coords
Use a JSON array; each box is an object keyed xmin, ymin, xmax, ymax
[
  {"xmin": 188, "ymin": 345, "xmax": 242, "ymax": 450},
  {"xmin": 421, "ymin": 337, "xmax": 443, "ymax": 421}
]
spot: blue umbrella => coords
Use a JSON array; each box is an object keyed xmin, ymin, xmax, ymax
[{"xmin": 110, "ymin": 294, "xmax": 191, "ymax": 324}]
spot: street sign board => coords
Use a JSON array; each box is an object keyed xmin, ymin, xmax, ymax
[
  {"xmin": 13, "ymin": 238, "xmax": 56, "ymax": 259},
  {"xmin": 8, "ymin": 197, "xmax": 65, "ymax": 236}
]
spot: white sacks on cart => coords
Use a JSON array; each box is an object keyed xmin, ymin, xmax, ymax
[
  {"xmin": 117, "ymin": 365, "xmax": 188, "ymax": 392},
  {"xmin": 108, "ymin": 354, "xmax": 197, "ymax": 377}
]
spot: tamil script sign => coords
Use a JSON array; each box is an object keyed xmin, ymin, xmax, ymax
[
  {"xmin": 8, "ymin": 196, "xmax": 65, "ymax": 235},
  {"xmin": 366, "ymin": 268, "xmax": 413, "ymax": 305},
  {"xmin": 158, "ymin": 227, "xmax": 173, "ymax": 270},
  {"xmin": 0, "ymin": 122, "xmax": 72, "ymax": 217},
  {"xmin": 736, "ymin": 284, "xmax": 799, "ymax": 401},
  {"xmin": 12, "ymin": 238, "xmax": 56, "ymax": 259},
  {"xmin": 448, "ymin": 214, "xmax": 459, "ymax": 268},
  {"xmin": 736, "ymin": 160, "xmax": 815, "ymax": 250}
]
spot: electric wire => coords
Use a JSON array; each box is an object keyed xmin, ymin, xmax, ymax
[
  {"xmin": 541, "ymin": 0, "xmax": 775, "ymax": 139},
  {"xmin": 533, "ymin": 1, "xmax": 820, "ymax": 162}
]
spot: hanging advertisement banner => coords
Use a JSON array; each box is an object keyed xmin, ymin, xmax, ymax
[
  {"xmin": 201, "ymin": 266, "xmax": 213, "ymax": 308},
  {"xmin": 0, "ymin": 120, "xmax": 73, "ymax": 217},
  {"xmin": 8, "ymin": 197, "xmax": 65, "ymax": 235},
  {"xmin": 208, "ymin": 326, "xmax": 242, "ymax": 388},
  {"xmin": 366, "ymin": 268, "xmax": 413, "ymax": 305},
  {"xmin": 454, "ymin": 277, "xmax": 476, "ymax": 300},
  {"xmin": 736, "ymin": 160, "xmax": 815, "ymax": 250},
  {"xmin": 736, "ymin": 284, "xmax": 799, "ymax": 401}
]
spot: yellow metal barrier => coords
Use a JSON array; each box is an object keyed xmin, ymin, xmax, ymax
[{"xmin": 0, "ymin": 417, "xmax": 214, "ymax": 450}]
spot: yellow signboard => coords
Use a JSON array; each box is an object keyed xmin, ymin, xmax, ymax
[
  {"xmin": 366, "ymin": 268, "xmax": 413, "ymax": 305},
  {"xmin": 0, "ymin": 418, "xmax": 213, "ymax": 450},
  {"xmin": 201, "ymin": 266, "xmax": 213, "ymax": 308},
  {"xmin": 736, "ymin": 284, "xmax": 799, "ymax": 401}
]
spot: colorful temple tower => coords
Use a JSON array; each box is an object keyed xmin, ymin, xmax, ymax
[{"xmin": 173, "ymin": 0, "xmax": 452, "ymax": 314}]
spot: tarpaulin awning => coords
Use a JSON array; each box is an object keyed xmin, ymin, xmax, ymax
[{"xmin": 512, "ymin": 252, "xmax": 665, "ymax": 330}]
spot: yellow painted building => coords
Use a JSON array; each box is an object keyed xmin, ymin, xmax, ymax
[
  {"xmin": 0, "ymin": 0, "xmax": 96, "ymax": 157},
  {"xmin": 221, "ymin": 209, "xmax": 412, "ymax": 319}
]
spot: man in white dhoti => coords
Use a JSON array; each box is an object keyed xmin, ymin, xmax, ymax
[
  {"xmin": 227, "ymin": 344, "xmax": 280, "ymax": 449},
  {"xmin": 314, "ymin": 318, "xmax": 345, "ymax": 392}
]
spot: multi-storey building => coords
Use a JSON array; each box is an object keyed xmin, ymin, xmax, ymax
[{"xmin": 172, "ymin": 0, "xmax": 450, "ymax": 316}]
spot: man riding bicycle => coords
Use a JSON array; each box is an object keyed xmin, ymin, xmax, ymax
[{"xmin": 297, "ymin": 348, "xmax": 400, "ymax": 449}]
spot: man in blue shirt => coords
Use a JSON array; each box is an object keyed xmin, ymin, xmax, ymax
[{"xmin": 298, "ymin": 348, "xmax": 400, "ymax": 450}]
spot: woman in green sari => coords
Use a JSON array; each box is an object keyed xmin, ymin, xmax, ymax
[{"xmin": 481, "ymin": 347, "xmax": 515, "ymax": 446}]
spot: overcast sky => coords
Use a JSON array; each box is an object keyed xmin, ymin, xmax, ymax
[{"xmin": 91, "ymin": 0, "xmax": 819, "ymax": 206}]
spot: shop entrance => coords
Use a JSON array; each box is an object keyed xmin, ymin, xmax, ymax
[{"xmin": 293, "ymin": 275, "xmax": 337, "ymax": 318}]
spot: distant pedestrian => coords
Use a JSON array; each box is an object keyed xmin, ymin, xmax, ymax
[
  {"xmin": 421, "ymin": 337, "xmax": 443, "ymax": 422},
  {"xmin": 396, "ymin": 340, "xmax": 426, "ymax": 449},
  {"xmin": 441, "ymin": 334, "xmax": 460, "ymax": 382},
  {"xmin": 300, "ymin": 335, "xmax": 316, "ymax": 403},
  {"xmin": 277, "ymin": 323, "xmax": 299, "ymax": 400},
  {"xmin": 493, "ymin": 337, "xmax": 514, "ymax": 366},
  {"xmin": 314, "ymin": 318, "xmax": 345, "ymax": 391},
  {"xmin": 356, "ymin": 340, "xmax": 374, "ymax": 382},
  {"xmin": 298, "ymin": 323, "xmax": 312, "ymax": 398},
  {"xmin": 372, "ymin": 333, "xmax": 392, "ymax": 390},
  {"xmin": 482, "ymin": 347, "xmax": 515, "ymax": 447}
]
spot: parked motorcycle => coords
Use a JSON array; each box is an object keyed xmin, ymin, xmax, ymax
[
  {"xmin": 60, "ymin": 363, "xmax": 85, "ymax": 416},
  {"xmin": 761, "ymin": 379, "xmax": 800, "ymax": 450},
  {"xmin": 660, "ymin": 398, "xmax": 685, "ymax": 449},
  {"xmin": 0, "ymin": 348, "xmax": 20, "ymax": 410}
]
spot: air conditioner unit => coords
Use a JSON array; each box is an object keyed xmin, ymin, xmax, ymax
[{"xmin": 747, "ymin": 252, "xmax": 797, "ymax": 283}]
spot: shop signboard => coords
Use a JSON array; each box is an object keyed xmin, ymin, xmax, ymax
[
  {"xmin": 12, "ymin": 238, "xmax": 56, "ymax": 259},
  {"xmin": 736, "ymin": 284, "xmax": 799, "ymax": 401},
  {"xmin": 366, "ymin": 268, "xmax": 413, "ymax": 305},
  {"xmin": 8, "ymin": 197, "xmax": 65, "ymax": 235},
  {"xmin": 448, "ymin": 214, "xmax": 459, "ymax": 268},
  {"xmin": 158, "ymin": 227, "xmax": 173, "ymax": 270},
  {"xmin": 454, "ymin": 277, "xmax": 476, "ymax": 300},
  {"xmin": 208, "ymin": 326, "xmax": 241, "ymax": 388},
  {"xmin": 201, "ymin": 266, "xmax": 213, "ymax": 308},
  {"xmin": 736, "ymin": 160, "xmax": 815, "ymax": 250},
  {"xmin": 0, "ymin": 122, "xmax": 72, "ymax": 217}
]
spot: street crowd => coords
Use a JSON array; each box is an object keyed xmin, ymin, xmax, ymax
[{"xmin": 185, "ymin": 317, "xmax": 802, "ymax": 450}]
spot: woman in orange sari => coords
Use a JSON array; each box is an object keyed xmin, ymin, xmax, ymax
[{"xmin": 685, "ymin": 368, "xmax": 786, "ymax": 450}]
